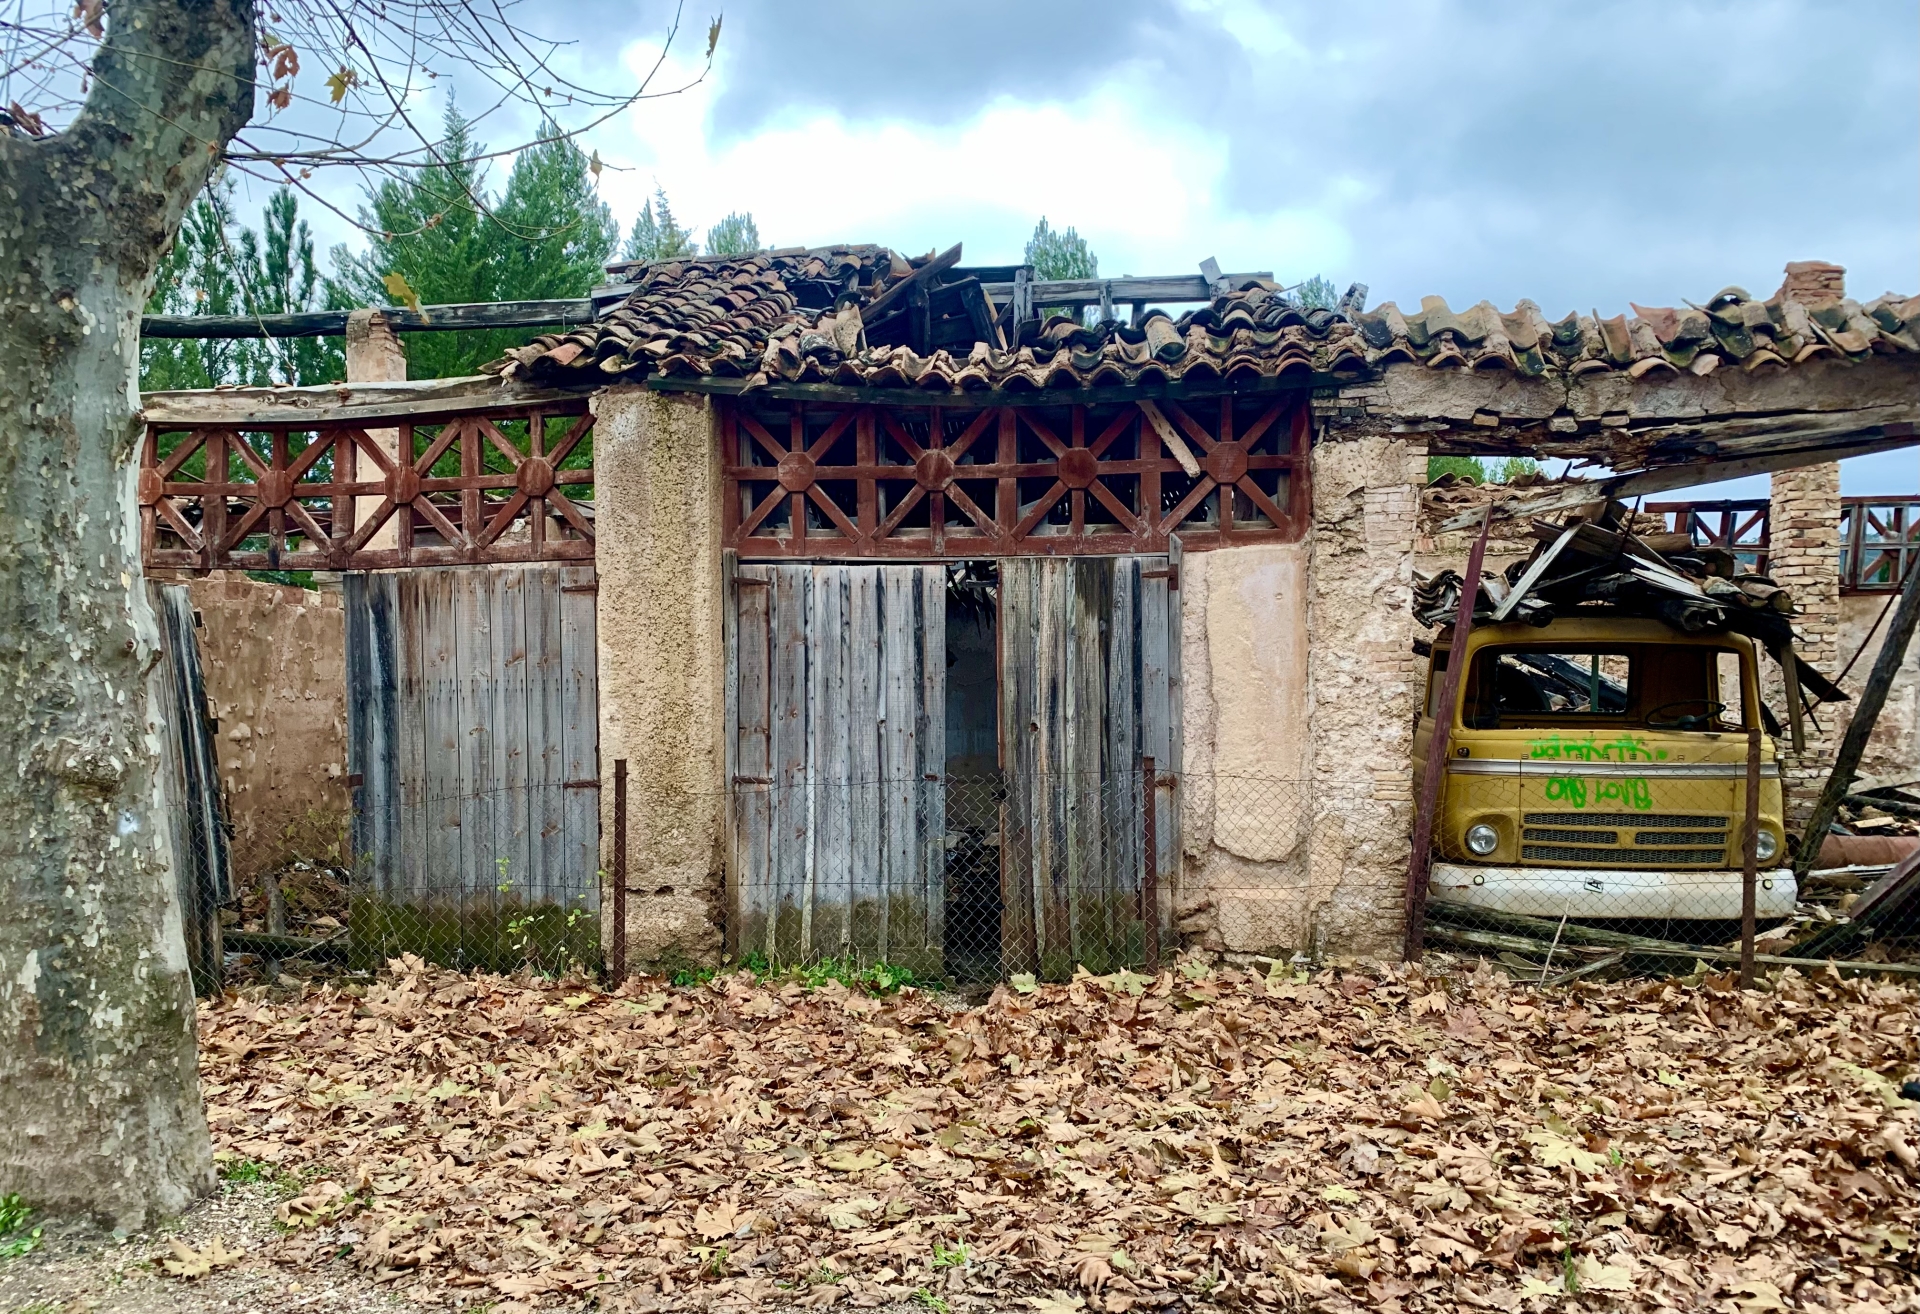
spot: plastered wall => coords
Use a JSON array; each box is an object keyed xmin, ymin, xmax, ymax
[
  {"xmin": 1178, "ymin": 543, "xmax": 1312, "ymax": 953},
  {"xmin": 1177, "ymin": 433, "xmax": 1425, "ymax": 960},
  {"xmin": 591, "ymin": 387, "xmax": 728, "ymax": 969},
  {"xmin": 182, "ymin": 576, "xmax": 349, "ymax": 880}
]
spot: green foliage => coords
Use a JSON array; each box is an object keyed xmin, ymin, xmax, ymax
[
  {"xmin": 0, "ymin": 1193, "xmax": 41, "ymax": 1260},
  {"xmin": 693, "ymin": 952, "xmax": 921, "ymax": 994},
  {"xmin": 704, "ymin": 210, "xmax": 762, "ymax": 257},
  {"xmin": 1427, "ymin": 455, "xmax": 1487, "ymax": 483},
  {"xmin": 1487, "ymin": 455, "xmax": 1541, "ymax": 483},
  {"xmin": 1024, "ymin": 217, "xmax": 1097, "ymax": 281},
  {"xmin": 331, "ymin": 103, "xmax": 619, "ymax": 379},
  {"xmin": 930, "ymin": 1239, "xmax": 971, "ymax": 1269},
  {"xmin": 912, "ymin": 1287, "xmax": 950, "ymax": 1312},
  {"xmin": 622, "ymin": 185, "xmax": 699, "ymax": 263},
  {"xmin": 217, "ymin": 1156, "xmax": 309, "ymax": 1196},
  {"xmin": 142, "ymin": 180, "xmax": 346, "ymax": 390},
  {"xmin": 1291, "ymin": 274, "xmax": 1339, "ymax": 309},
  {"xmin": 1025, "ymin": 217, "xmax": 1098, "ymax": 325}
]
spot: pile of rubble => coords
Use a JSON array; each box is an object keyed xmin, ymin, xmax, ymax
[{"xmin": 1412, "ymin": 498, "xmax": 1846, "ymax": 709}]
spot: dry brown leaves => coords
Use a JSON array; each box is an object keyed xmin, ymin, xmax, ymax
[{"xmin": 197, "ymin": 954, "xmax": 1920, "ymax": 1313}]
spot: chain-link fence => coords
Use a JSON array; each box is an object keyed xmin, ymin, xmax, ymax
[
  {"xmin": 176, "ymin": 759, "xmax": 1920, "ymax": 993},
  {"xmin": 177, "ymin": 779, "xmax": 603, "ymax": 991}
]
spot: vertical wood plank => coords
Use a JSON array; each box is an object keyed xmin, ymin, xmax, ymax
[
  {"xmin": 731, "ymin": 563, "xmax": 774, "ymax": 958},
  {"xmin": 768, "ymin": 565, "xmax": 810, "ymax": 960},
  {"xmin": 877, "ymin": 566, "xmax": 918, "ymax": 965},
  {"xmin": 810, "ymin": 564, "xmax": 853, "ymax": 958},
  {"xmin": 389, "ymin": 572, "xmax": 424, "ymax": 911},
  {"xmin": 525, "ymin": 565, "xmax": 565, "ymax": 913},
  {"xmin": 846, "ymin": 568, "xmax": 884, "ymax": 963},
  {"xmin": 918, "ymin": 565, "xmax": 947, "ymax": 973},
  {"xmin": 492, "ymin": 568, "xmax": 532, "ymax": 905},
  {"xmin": 997, "ymin": 558, "xmax": 1039, "ymax": 974},
  {"xmin": 418, "ymin": 572, "xmax": 463, "ymax": 935},
  {"xmin": 557, "ymin": 564, "xmax": 601, "ymax": 926}
]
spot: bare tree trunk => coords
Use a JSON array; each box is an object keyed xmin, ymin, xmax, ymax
[{"xmin": 0, "ymin": 0, "xmax": 256, "ymax": 1229}]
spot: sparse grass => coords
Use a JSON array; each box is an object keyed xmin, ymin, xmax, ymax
[
  {"xmin": 737, "ymin": 951, "xmax": 923, "ymax": 995},
  {"xmin": 215, "ymin": 1155, "xmax": 309, "ymax": 1197},
  {"xmin": 912, "ymin": 1287, "xmax": 950, "ymax": 1312},
  {"xmin": 930, "ymin": 1239, "xmax": 970, "ymax": 1269}
]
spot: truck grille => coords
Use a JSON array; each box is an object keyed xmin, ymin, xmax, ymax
[
  {"xmin": 1524, "ymin": 828, "xmax": 1621, "ymax": 844},
  {"xmin": 1637, "ymin": 831, "xmax": 1726, "ymax": 846},
  {"xmin": 1524, "ymin": 812, "xmax": 1727, "ymax": 829},
  {"xmin": 1523, "ymin": 844, "xmax": 1726, "ymax": 866}
]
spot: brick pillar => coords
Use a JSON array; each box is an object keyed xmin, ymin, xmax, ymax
[
  {"xmin": 1767, "ymin": 461, "xmax": 1843, "ymax": 826},
  {"xmin": 345, "ymin": 310, "xmax": 408, "ymax": 549}
]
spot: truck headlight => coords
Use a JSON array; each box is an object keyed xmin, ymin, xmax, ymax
[
  {"xmin": 1465, "ymin": 824, "xmax": 1499, "ymax": 856},
  {"xmin": 1754, "ymin": 829, "xmax": 1778, "ymax": 863}
]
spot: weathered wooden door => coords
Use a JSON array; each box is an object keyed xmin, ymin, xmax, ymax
[
  {"xmin": 151, "ymin": 582, "xmax": 232, "ymax": 994},
  {"xmin": 999, "ymin": 554, "xmax": 1181, "ymax": 976},
  {"xmin": 728, "ymin": 561, "xmax": 946, "ymax": 973},
  {"xmin": 345, "ymin": 564, "xmax": 599, "ymax": 968}
]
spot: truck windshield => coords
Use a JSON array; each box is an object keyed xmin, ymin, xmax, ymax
[{"xmin": 1460, "ymin": 644, "xmax": 1745, "ymax": 731}]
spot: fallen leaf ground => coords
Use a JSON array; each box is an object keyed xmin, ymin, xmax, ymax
[{"xmin": 100, "ymin": 956, "xmax": 1920, "ymax": 1311}]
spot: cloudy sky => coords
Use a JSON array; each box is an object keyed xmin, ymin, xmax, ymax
[{"xmin": 303, "ymin": 0, "xmax": 1919, "ymax": 488}]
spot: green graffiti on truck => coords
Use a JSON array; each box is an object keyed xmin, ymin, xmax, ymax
[
  {"xmin": 1543, "ymin": 774, "xmax": 1655, "ymax": 811},
  {"xmin": 1528, "ymin": 733, "xmax": 1669, "ymax": 764}
]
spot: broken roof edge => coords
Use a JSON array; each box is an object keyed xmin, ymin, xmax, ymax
[{"xmin": 138, "ymin": 374, "xmax": 591, "ymax": 427}]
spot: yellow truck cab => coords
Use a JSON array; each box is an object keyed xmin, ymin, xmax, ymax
[{"xmin": 1415, "ymin": 615, "xmax": 1792, "ymax": 921}]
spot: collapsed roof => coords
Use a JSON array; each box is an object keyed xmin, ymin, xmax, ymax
[{"xmin": 492, "ymin": 249, "xmax": 1920, "ymax": 403}]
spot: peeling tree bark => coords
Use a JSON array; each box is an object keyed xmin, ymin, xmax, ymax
[{"xmin": 0, "ymin": 0, "xmax": 256, "ymax": 1228}]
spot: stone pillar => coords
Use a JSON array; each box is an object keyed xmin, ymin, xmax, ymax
[
  {"xmin": 345, "ymin": 310, "xmax": 407, "ymax": 548},
  {"xmin": 590, "ymin": 386, "xmax": 727, "ymax": 970},
  {"xmin": 1302, "ymin": 434, "xmax": 1426, "ymax": 957},
  {"xmin": 1767, "ymin": 461, "xmax": 1843, "ymax": 826}
]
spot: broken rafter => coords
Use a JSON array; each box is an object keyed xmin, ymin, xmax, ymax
[
  {"xmin": 1439, "ymin": 418, "xmax": 1920, "ymax": 534},
  {"xmin": 141, "ymin": 299, "xmax": 598, "ymax": 340}
]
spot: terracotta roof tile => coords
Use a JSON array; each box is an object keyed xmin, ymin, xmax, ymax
[{"xmin": 490, "ymin": 247, "xmax": 1920, "ymax": 394}]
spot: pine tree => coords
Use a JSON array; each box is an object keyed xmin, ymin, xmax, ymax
[
  {"xmin": 494, "ymin": 125, "xmax": 621, "ymax": 305},
  {"xmin": 233, "ymin": 189, "xmax": 347, "ymax": 387},
  {"xmin": 621, "ymin": 185, "xmax": 698, "ymax": 263},
  {"xmin": 140, "ymin": 181, "xmax": 343, "ymax": 390},
  {"xmin": 1024, "ymin": 218, "xmax": 1098, "ymax": 281},
  {"xmin": 704, "ymin": 210, "xmax": 762, "ymax": 257},
  {"xmin": 331, "ymin": 102, "xmax": 502, "ymax": 379},
  {"xmin": 331, "ymin": 105, "xmax": 621, "ymax": 378},
  {"xmin": 1291, "ymin": 275, "xmax": 1338, "ymax": 310},
  {"xmin": 1025, "ymin": 218, "xmax": 1098, "ymax": 323}
]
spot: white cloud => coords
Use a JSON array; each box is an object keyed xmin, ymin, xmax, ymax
[{"xmin": 593, "ymin": 42, "xmax": 1351, "ymax": 283}]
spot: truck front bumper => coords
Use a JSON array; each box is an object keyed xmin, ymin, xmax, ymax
[{"xmin": 1431, "ymin": 862, "xmax": 1797, "ymax": 920}]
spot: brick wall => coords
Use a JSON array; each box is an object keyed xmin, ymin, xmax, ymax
[{"xmin": 1766, "ymin": 462, "xmax": 1843, "ymax": 824}]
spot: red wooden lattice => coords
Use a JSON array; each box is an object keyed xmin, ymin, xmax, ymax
[
  {"xmin": 140, "ymin": 402, "xmax": 595, "ymax": 571},
  {"xmin": 1841, "ymin": 497, "xmax": 1920, "ymax": 593},
  {"xmin": 722, "ymin": 395, "xmax": 1310, "ymax": 559}
]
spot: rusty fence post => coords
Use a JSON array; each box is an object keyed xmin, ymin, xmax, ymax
[
  {"xmin": 1740, "ymin": 728, "xmax": 1760, "ymax": 989},
  {"xmin": 612, "ymin": 759, "xmax": 628, "ymax": 989},
  {"xmin": 1142, "ymin": 754, "xmax": 1161, "ymax": 975},
  {"xmin": 1404, "ymin": 508, "xmax": 1493, "ymax": 962}
]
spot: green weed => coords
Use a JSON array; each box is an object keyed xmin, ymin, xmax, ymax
[
  {"xmin": 0, "ymin": 1193, "xmax": 41, "ymax": 1261},
  {"xmin": 912, "ymin": 1287, "xmax": 950, "ymax": 1312},
  {"xmin": 930, "ymin": 1239, "xmax": 970, "ymax": 1269}
]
